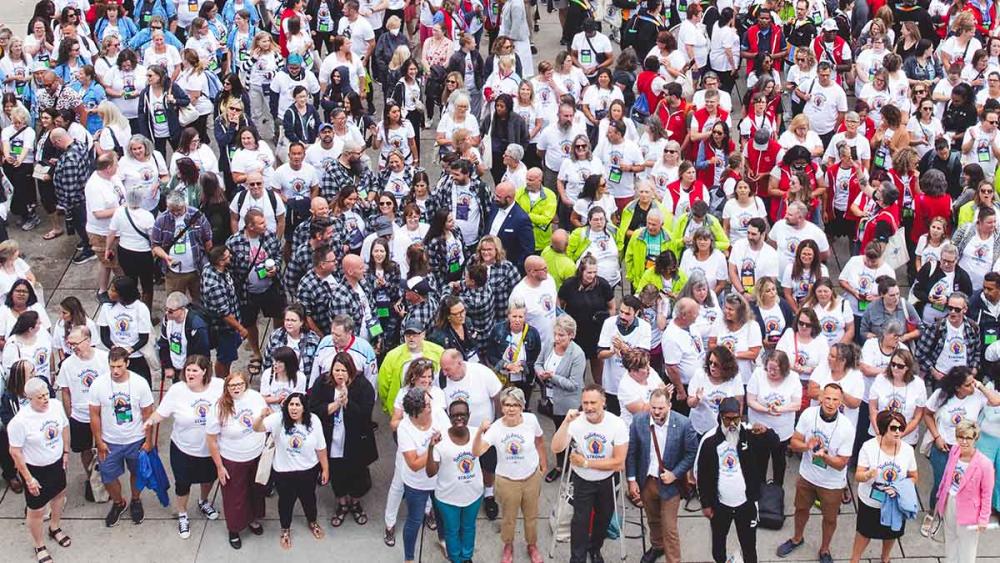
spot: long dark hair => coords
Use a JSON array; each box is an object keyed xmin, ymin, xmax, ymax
[
  {"xmin": 936, "ymin": 366, "xmax": 975, "ymax": 408},
  {"xmin": 60, "ymin": 296, "xmax": 87, "ymax": 343},
  {"xmin": 423, "ymin": 208, "xmax": 452, "ymax": 244},
  {"xmin": 6, "ymin": 359, "xmax": 34, "ymax": 396},
  {"xmin": 280, "ymin": 392, "xmax": 312, "ymax": 432},
  {"xmin": 5, "ymin": 279, "xmax": 39, "ymax": 308},
  {"xmin": 271, "ymin": 346, "xmax": 299, "ymax": 387},
  {"xmin": 325, "ymin": 351, "xmax": 358, "ymax": 387},
  {"xmin": 9, "ymin": 311, "xmax": 40, "ymax": 338},
  {"xmin": 111, "ymin": 276, "xmax": 140, "ymax": 305}
]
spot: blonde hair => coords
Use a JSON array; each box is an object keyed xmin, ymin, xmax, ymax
[
  {"xmin": 96, "ymin": 101, "xmax": 129, "ymax": 131},
  {"xmin": 955, "ymin": 419, "xmax": 981, "ymax": 440},
  {"xmin": 251, "ymin": 30, "xmax": 273, "ymax": 53},
  {"xmin": 389, "ymin": 45, "xmax": 411, "ymax": 71},
  {"xmin": 789, "ymin": 113, "xmax": 809, "ymax": 132},
  {"xmin": 0, "ymin": 240, "xmax": 19, "ymax": 263}
]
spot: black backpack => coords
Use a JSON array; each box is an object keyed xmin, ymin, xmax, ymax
[{"xmin": 757, "ymin": 481, "xmax": 786, "ymax": 529}]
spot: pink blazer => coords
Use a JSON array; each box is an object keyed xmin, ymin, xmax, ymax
[{"xmin": 934, "ymin": 445, "xmax": 995, "ymax": 527}]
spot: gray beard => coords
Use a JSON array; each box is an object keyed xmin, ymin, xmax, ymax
[
  {"xmin": 558, "ymin": 121, "xmax": 571, "ymax": 132},
  {"xmin": 723, "ymin": 425, "xmax": 740, "ymax": 446}
]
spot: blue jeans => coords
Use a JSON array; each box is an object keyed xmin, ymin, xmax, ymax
[
  {"xmin": 929, "ymin": 444, "xmax": 951, "ymax": 510},
  {"xmin": 402, "ymin": 485, "xmax": 442, "ymax": 561},
  {"xmin": 435, "ymin": 496, "xmax": 483, "ymax": 562},
  {"xmin": 976, "ymin": 430, "xmax": 1000, "ymax": 511}
]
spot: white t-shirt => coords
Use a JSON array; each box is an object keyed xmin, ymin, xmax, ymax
[
  {"xmin": 857, "ymin": 438, "xmax": 918, "ymax": 509},
  {"xmin": 592, "ymin": 138, "xmax": 643, "ymax": 199},
  {"xmin": 7, "ymin": 403, "xmax": 69, "ymax": 467},
  {"xmin": 710, "ymin": 319, "xmax": 763, "ymax": 384},
  {"xmin": 537, "ymin": 121, "xmax": 587, "ymax": 172},
  {"xmin": 768, "ymin": 219, "xmax": 831, "ymax": 275},
  {"xmin": 960, "ymin": 232, "xmax": 995, "ymax": 289},
  {"xmin": 337, "ymin": 15, "xmax": 375, "ymax": 60},
  {"xmin": 1, "ymin": 332, "xmax": 54, "ymax": 385},
  {"xmin": 809, "ymin": 365, "xmax": 865, "ymax": 428},
  {"xmin": 722, "ymin": 198, "xmax": 768, "ymax": 242},
  {"xmin": 795, "ymin": 406, "xmax": 856, "ymax": 489},
  {"xmin": 805, "ymin": 299, "xmax": 853, "ymax": 346},
  {"xmin": 728, "ymin": 240, "xmax": 780, "ymax": 293},
  {"xmin": 679, "ymin": 250, "xmax": 728, "ymax": 293},
  {"xmin": 270, "ymin": 162, "xmax": 320, "ymax": 202},
  {"xmin": 397, "ymin": 415, "xmax": 449, "ymax": 490},
  {"xmin": 926, "ymin": 388, "xmax": 988, "ymax": 444},
  {"xmin": 661, "ymin": 321, "xmax": 704, "ymax": 385},
  {"xmin": 775, "ymin": 330, "xmax": 830, "ymax": 382},
  {"xmin": 55, "ymin": 348, "xmax": 109, "ymax": 422},
  {"xmin": 441, "ymin": 363, "xmax": 503, "ymax": 428},
  {"xmin": 747, "ymin": 368, "xmax": 802, "ymax": 440},
  {"xmin": 176, "ymin": 69, "xmax": 213, "ymax": 116},
  {"xmin": 822, "ymin": 132, "xmax": 871, "ymax": 165},
  {"xmin": 482, "ymin": 413, "xmax": 543, "ymax": 480},
  {"xmin": 259, "ymin": 371, "xmax": 308, "ymax": 407},
  {"xmin": 85, "ymin": 173, "xmax": 125, "ymax": 236},
  {"xmin": 570, "ymin": 32, "xmax": 612, "ymax": 75},
  {"xmin": 229, "ymin": 190, "xmax": 287, "ymax": 234},
  {"xmin": 598, "ymin": 317, "xmax": 653, "ymax": 395},
  {"xmin": 509, "ymin": 278, "xmax": 558, "ymax": 351},
  {"xmin": 264, "ymin": 411, "xmax": 326, "ymax": 472},
  {"xmin": 88, "ymin": 373, "xmax": 154, "ymax": 445},
  {"xmin": 108, "ymin": 206, "xmax": 154, "ymax": 252},
  {"xmin": 867, "ymin": 375, "xmax": 927, "ymax": 444},
  {"xmin": 566, "ymin": 412, "xmax": 629, "ymax": 481},
  {"xmin": 97, "ymin": 301, "xmax": 152, "ymax": 358},
  {"xmin": 431, "ymin": 433, "xmax": 484, "ymax": 507},
  {"xmin": 142, "ymin": 45, "xmax": 181, "ymax": 76},
  {"xmin": 687, "ymin": 371, "xmax": 745, "ymax": 435},
  {"xmin": 617, "ymin": 371, "xmax": 665, "ymax": 429},
  {"xmin": 801, "ymin": 81, "xmax": 848, "ymax": 135},
  {"xmin": 119, "ymin": 153, "xmax": 167, "ymax": 211},
  {"xmin": 838, "ymin": 256, "xmax": 896, "ymax": 314},
  {"xmin": 934, "ymin": 322, "xmax": 969, "ymax": 374},
  {"xmin": 156, "ymin": 378, "xmax": 224, "ymax": 457},
  {"xmin": 205, "ymin": 389, "xmax": 268, "ymax": 462}
]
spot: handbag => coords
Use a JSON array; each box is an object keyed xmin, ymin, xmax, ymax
[
  {"xmin": 254, "ymin": 434, "xmax": 276, "ymax": 485},
  {"xmin": 88, "ymin": 456, "xmax": 110, "ymax": 503},
  {"xmin": 178, "ymin": 103, "xmax": 200, "ymax": 126},
  {"xmin": 883, "ymin": 226, "xmax": 909, "ymax": 270}
]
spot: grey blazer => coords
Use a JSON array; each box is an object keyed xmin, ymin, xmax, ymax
[{"xmin": 534, "ymin": 341, "xmax": 586, "ymax": 416}]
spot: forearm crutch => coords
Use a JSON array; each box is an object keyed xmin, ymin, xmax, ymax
[
  {"xmin": 617, "ymin": 469, "xmax": 628, "ymax": 562},
  {"xmin": 547, "ymin": 441, "xmax": 574, "ymax": 559}
]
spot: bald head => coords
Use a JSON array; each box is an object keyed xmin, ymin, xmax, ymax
[
  {"xmin": 441, "ymin": 349, "xmax": 466, "ymax": 379},
  {"xmin": 495, "ymin": 181, "xmax": 515, "ymax": 208},
  {"xmin": 343, "ymin": 253, "xmax": 365, "ymax": 281},
  {"xmin": 50, "ymin": 128, "xmax": 72, "ymax": 149},
  {"xmin": 311, "ymin": 196, "xmax": 330, "ymax": 218},
  {"xmin": 526, "ymin": 168, "xmax": 543, "ymax": 190},
  {"xmin": 674, "ymin": 297, "xmax": 699, "ymax": 327},
  {"xmin": 551, "ymin": 229, "xmax": 568, "ymax": 252}
]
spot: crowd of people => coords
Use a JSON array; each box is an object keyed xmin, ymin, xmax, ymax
[{"xmin": 3, "ymin": 0, "xmax": 1000, "ymax": 561}]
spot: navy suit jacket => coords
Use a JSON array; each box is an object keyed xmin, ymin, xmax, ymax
[
  {"xmin": 486, "ymin": 204, "xmax": 535, "ymax": 272},
  {"xmin": 626, "ymin": 410, "xmax": 698, "ymax": 501}
]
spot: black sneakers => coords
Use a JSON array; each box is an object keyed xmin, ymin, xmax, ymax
[{"xmin": 105, "ymin": 501, "xmax": 127, "ymax": 527}]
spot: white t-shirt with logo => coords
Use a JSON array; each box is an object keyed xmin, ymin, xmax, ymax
[
  {"xmin": 441, "ymin": 364, "xmax": 503, "ymax": 428},
  {"xmin": 598, "ymin": 317, "xmax": 652, "ymax": 395},
  {"xmin": 397, "ymin": 414, "xmax": 449, "ymax": 490},
  {"xmin": 926, "ymin": 387, "xmax": 988, "ymax": 444},
  {"xmin": 867, "ymin": 376, "xmax": 927, "ymax": 444},
  {"xmin": 7, "ymin": 403, "xmax": 69, "ymax": 467},
  {"xmin": 264, "ymin": 411, "xmax": 326, "ymax": 472},
  {"xmin": 838, "ymin": 256, "xmax": 896, "ymax": 314},
  {"xmin": 747, "ymin": 367, "xmax": 802, "ymax": 440},
  {"xmin": 509, "ymin": 278, "xmax": 559, "ymax": 350},
  {"xmin": 809, "ymin": 366, "xmax": 866, "ymax": 429},
  {"xmin": 431, "ymin": 432, "xmax": 484, "ymax": 507},
  {"xmin": 960, "ymin": 232, "xmax": 995, "ymax": 288},
  {"xmin": 795, "ymin": 406, "xmax": 856, "ymax": 489},
  {"xmin": 55, "ymin": 349, "xmax": 109, "ymax": 422},
  {"xmin": 687, "ymin": 371, "xmax": 745, "ymax": 435},
  {"xmin": 156, "ymin": 378, "xmax": 224, "ymax": 457},
  {"xmin": 566, "ymin": 412, "xmax": 629, "ymax": 481},
  {"xmin": 775, "ymin": 330, "xmax": 830, "ymax": 382},
  {"xmin": 617, "ymin": 371, "xmax": 665, "ymax": 429},
  {"xmin": 205, "ymin": 389, "xmax": 268, "ymax": 462},
  {"xmin": 713, "ymin": 437, "xmax": 748, "ymax": 507},
  {"xmin": 88, "ymin": 373, "xmax": 155, "ymax": 445},
  {"xmin": 482, "ymin": 413, "xmax": 543, "ymax": 480},
  {"xmin": 710, "ymin": 319, "xmax": 763, "ymax": 384},
  {"xmin": 768, "ymin": 219, "xmax": 831, "ymax": 275},
  {"xmin": 722, "ymin": 198, "xmax": 768, "ymax": 241},
  {"xmin": 661, "ymin": 321, "xmax": 704, "ymax": 385},
  {"xmin": 935, "ymin": 322, "xmax": 969, "ymax": 374},
  {"xmin": 857, "ymin": 438, "xmax": 918, "ymax": 509},
  {"xmin": 97, "ymin": 301, "xmax": 152, "ymax": 358}
]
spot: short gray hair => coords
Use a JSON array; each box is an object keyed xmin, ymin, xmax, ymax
[
  {"xmin": 165, "ymin": 191, "xmax": 187, "ymax": 209},
  {"xmin": 164, "ymin": 291, "xmax": 190, "ymax": 310},
  {"xmin": 125, "ymin": 187, "xmax": 145, "ymax": 208},
  {"xmin": 940, "ymin": 243, "xmax": 958, "ymax": 258},
  {"xmin": 498, "ymin": 386, "xmax": 525, "ymax": 407},
  {"xmin": 24, "ymin": 377, "xmax": 48, "ymax": 398},
  {"xmin": 882, "ymin": 320, "xmax": 904, "ymax": 337},
  {"xmin": 505, "ymin": 143, "xmax": 524, "ymax": 161},
  {"xmin": 554, "ymin": 315, "xmax": 577, "ymax": 337},
  {"xmin": 508, "ymin": 298, "xmax": 526, "ymax": 312}
]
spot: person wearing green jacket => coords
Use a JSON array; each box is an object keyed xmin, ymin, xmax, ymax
[
  {"xmin": 671, "ymin": 200, "xmax": 731, "ymax": 254},
  {"xmin": 541, "ymin": 229, "xmax": 577, "ymax": 290},
  {"xmin": 514, "ymin": 168, "xmax": 558, "ymax": 250},
  {"xmin": 956, "ymin": 188, "xmax": 1000, "ymax": 228},
  {"xmin": 624, "ymin": 207, "xmax": 674, "ymax": 290},
  {"xmin": 634, "ymin": 251, "xmax": 688, "ymax": 297},
  {"xmin": 567, "ymin": 207, "xmax": 622, "ymax": 287},
  {"xmin": 376, "ymin": 319, "xmax": 445, "ymax": 415},
  {"xmin": 614, "ymin": 182, "xmax": 674, "ymax": 252}
]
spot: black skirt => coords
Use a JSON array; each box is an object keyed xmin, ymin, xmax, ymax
[
  {"xmin": 24, "ymin": 460, "xmax": 67, "ymax": 510},
  {"xmin": 856, "ymin": 498, "xmax": 905, "ymax": 540},
  {"xmin": 169, "ymin": 442, "xmax": 218, "ymax": 489}
]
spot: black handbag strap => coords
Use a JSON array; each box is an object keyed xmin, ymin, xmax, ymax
[
  {"xmin": 165, "ymin": 209, "xmax": 203, "ymax": 249},
  {"xmin": 124, "ymin": 207, "xmax": 151, "ymax": 242}
]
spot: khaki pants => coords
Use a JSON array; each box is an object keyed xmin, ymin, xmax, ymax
[
  {"xmin": 793, "ymin": 476, "xmax": 843, "ymax": 546},
  {"xmin": 166, "ymin": 270, "xmax": 202, "ymax": 303},
  {"xmin": 496, "ymin": 469, "xmax": 542, "ymax": 545},
  {"xmin": 641, "ymin": 477, "xmax": 682, "ymax": 563}
]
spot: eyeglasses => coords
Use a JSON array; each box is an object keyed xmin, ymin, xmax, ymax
[
  {"xmin": 914, "ymin": 89, "xmax": 926, "ymax": 94},
  {"xmin": 940, "ymin": 258, "xmax": 956, "ymax": 265},
  {"xmin": 890, "ymin": 362, "xmax": 908, "ymax": 369},
  {"xmin": 798, "ymin": 320, "xmax": 814, "ymax": 328},
  {"xmin": 247, "ymin": 181, "xmax": 264, "ymax": 187},
  {"xmin": 227, "ymin": 382, "xmax": 247, "ymax": 389},
  {"xmin": 947, "ymin": 305, "xmax": 964, "ymax": 313},
  {"xmin": 379, "ymin": 201, "xmax": 395, "ymax": 207},
  {"xmin": 446, "ymin": 79, "xmax": 457, "ymax": 84},
  {"xmin": 449, "ymin": 308, "xmax": 466, "ymax": 316},
  {"xmin": 67, "ymin": 337, "xmax": 88, "ymax": 347},
  {"xmin": 709, "ymin": 359, "xmax": 721, "ymax": 367},
  {"xmin": 990, "ymin": 120, "xmax": 999, "ymax": 125},
  {"xmin": 887, "ymin": 424, "xmax": 903, "ymax": 432},
  {"xmin": 501, "ymin": 402, "xmax": 522, "ymax": 408},
  {"xmin": 956, "ymin": 434, "xmax": 976, "ymax": 442}
]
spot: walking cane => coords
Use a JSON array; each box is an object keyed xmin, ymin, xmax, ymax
[
  {"xmin": 418, "ymin": 510, "xmax": 426, "ymax": 563},
  {"xmin": 638, "ymin": 494, "xmax": 646, "ymax": 555},
  {"xmin": 547, "ymin": 442, "xmax": 574, "ymax": 559},
  {"xmin": 617, "ymin": 470, "xmax": 628, "ymax": 561}
]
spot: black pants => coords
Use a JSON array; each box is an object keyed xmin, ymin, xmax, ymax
[
  {"xmin": 129, "ymin": 355, "xmax": 152, "ymax": 386},
  {"xmin": 0, "ymin": 429, "xmax": 16, "ymax": 480},
  {"xmin": 3, "ymin": 163, "xmax": 35, "ymax": 218},
  {"xmin": 764, "ymin": 438, "xmax": 789, "ymax": 486},
  {"xmin": 851, "ymin": 401, "xmax": 870, "ymax": 466},
  {"xmin": 819, "ymin": 130, "xmax": 835, "ymax": 149},
  {"xmin": 117, "ymin": 247, "xmax": 155, "ymax": 299},
  {"xmin": 274, "ymin": 465, "xmax": 319, "ymax": 529},
  {"xmin": 570, "ymin": 473, "xmax": 615, "ymax": 563},
  {"xmin": 604, "ymin": 393, "xmax": 621, "ymax": 416},
  {"xmin": 67, "ymin": 204, "xmax": 90, "ymax": 252},
  {"xmin": 709, "ymin": 501, "xmax": 758, "ymax": 563},
  {"xmin": 563, "ymin": 3, "xmax": 588, "ymax": 44}
]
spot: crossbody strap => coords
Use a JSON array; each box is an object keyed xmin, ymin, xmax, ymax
[{"xmin": 124, "ymin": 208, "xmax": 151, "ymax": 242}]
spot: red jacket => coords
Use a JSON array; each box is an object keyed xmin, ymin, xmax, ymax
[
  {"xmin": 636, "ymin": 70, "xmax": 662, "ymax": 113},
  {"xmin": 744, "ymin": 24, "xmax": 785, "ymax": 74},
  {"xmin": 686, "ymin": 107, "xmax": 729, "ymax": 160},
  {"xmin": 278, "ymin": 7, "xmax": 299, "ymax": 56},
  {"xmin": 696, "ymin": 140, "xmax": 736, "ymax": 188},
  {"xmin": 912, "ymin": 193, "xmax": 953, "ymax": 243},
  {"xmin": 836, "ymin": 117, "xmax": 876, "ymax": 143},
  {"xmin": 825, "ymin": 162, "xmax": 862, "ymax": 221},
  {"xmin": 744, "ymin": 139, "xmax": 781, "ymax": 198},
  {"xmin": 888, "ymin": 169, "xmax": 918, "ymax": 224},
  {"xmin": 660, "ymin": 100, "xmax": 689, "ymax": 146},
  {"xmin": 968, "ymin": 0, "xmax": 997, "ymax": 36},
  {"xmin": 666, "ymin": 179, "xmax": 708, "ymax": 214},
  {"xmin": 770, "ymin": 163, "xmax": 821, "ymax": 221},
  {"xmin": 812, "ymin": 35, "xmax": 848, "ymax": 83},
  {"xmin": 861, "ymin": 207, "xmax": 898, "ymax": 250}
]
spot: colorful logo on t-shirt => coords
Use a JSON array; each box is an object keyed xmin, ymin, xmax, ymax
[
  {"xmin": 949, "ymin": 339, "xmax": 964, "ymax": 355},
  {"xmin": 33, "ymin": 347, "xmax": 47, "ymax": 368},
  {"xmin": 541, "ymin": 294, "xmax": 554, "ymax": 312},
  {"xmin": 502, "ymin": 433, "xmax": 526, "ymax": 460},
  {"xmin": 192, "ymin": 399, "xmax": 212, "ymax": 425},
  {"xmin": 821, "ymin": 316, "xmax": 838, "ymax": 335},
  {"xmin": 785, "ymin": 237, "xmax": 801, "ymax": 256},
  {"xmin": 796, "ymin": 350, "xmax": 810, "ymax": 367},
  {"xmin": 285, "ymin": 426, "xmax": 308, "ymax": 453},
  {"xmin": 885, "ymin": 394, "xmax": 904, "ymax": 413},
  {"xmin": 447, "ymin": 389, "xmax": 471, "ymax": 403},
  {"xmin": 949, "ymin": 406, "xmax": 968, "ymax": 425},
  {"xmin": 879, "ymin": 462, "xmax": 901, "ymax": 483},
  {"xmin": 79, "ymin": 368, "xmax": 98, "ymax": 389},
  {"xmin": 764, "ymin": 393, "xmax": 785, "ymax": 410},
  {"xmin": 237, "ymin": 408, "xmax": 254, "ymax": 430},
  {"xmin": 114, "ymin": 314, "xmax": 131, "ymax": 335},
  {"xmin": 764, "ymin": 316, "xmax": 782, "ymax": 336},
  {"xmin": 455, "ymin": 452, "xmax": 477, "ymax": 479},
  {"xmin": 858, "ymin": 274, "xmax": 874, "ymax": 294},
  {"xmin": 721, "ymin": 449, "xmax": 739, "ymax": 472},
  {"xmin": 584, "ymin": 432, "xmax": 607, "ymax": 457},
  {"xmin": 112, "ymin": 392, "xmax": 131, "ymax": 411},
  {"xmin": 41, "ymin": 420, "xmax": 61, "ymax": 442}
]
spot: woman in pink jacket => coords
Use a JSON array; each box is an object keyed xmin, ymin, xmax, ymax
[{"xmin": 934, "ymin": 419, "xmax": 996, "ymax": 563}]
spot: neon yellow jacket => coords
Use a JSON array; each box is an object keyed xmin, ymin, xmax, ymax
[
  {"xmin": 567, "ymin": 225, "xmax": 619, "ymax": 262},
  {"xmin": 515, "ymin": 186, "xmax": 558, "ymax": 250},
  {"xmin": 670, "ymin": 213, "xmax": 731, "ymax": 253},
  {"xmin": 635, "ymin": 268, "xmax": 689, "ymax": 295},
  {"xmin": 614, "ymin": 200, "xmax": 674, "ymax": 252},
  {"xmin": 541, "ymin": 246, "xmax": 577, "ymax": 290},
  {"xmin": 377, "ymin": 341, "xmax": 444, "ymax": 415},
  {"xmin": 624, "ymin": 227, "xmax": 675, "ymax": 288}
]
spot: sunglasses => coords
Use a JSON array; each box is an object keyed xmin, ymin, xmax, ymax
[
  {"xmin": 798, "ymin": 320, "xmax": 814, "ymax": 328},
  {"xmin": 379, "ymin": 201, "xmax": 394, "ymax": 207},
  {"xmin": 890, "ymin": 362, "xmax": 908, "ymax": 369},
  {"xmin": 947, "ymin": 305, "xmax": 964, "ymax": 313},
  {"xmin": 887, "ymin": 424, "xmax": 903, "ymax": 432},
  {"xmin": 665, "ymin": 149, "xmax": 679, "ymax": 153}
]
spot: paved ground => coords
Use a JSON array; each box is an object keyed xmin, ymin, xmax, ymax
[{"xmin": 0, "ymin": 6, "xmax": 999, "ymax": 563}]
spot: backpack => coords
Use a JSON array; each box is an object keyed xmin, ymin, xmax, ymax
[
  {"xmin": 235, "ymin": 187, "xmax": 278, "ymax": 215},
  {"xmin": 205, "ymin": 71, "xmax": 223, "ymax": 101},
  {"xmin": 630, "ymin": 94, "xmax": 650, "ymax": 124},
  {"xmin": 186, "ymin": 302, "xmax": 221, "ymax": 346},
  {"xmin": 757, "ymin": 481, "xmax": 786, "ymax": 529}
]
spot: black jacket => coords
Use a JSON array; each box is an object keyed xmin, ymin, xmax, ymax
[
  {"xmin": 918, "ymin": 149, "xmax": 964, "ymax": 199},
  {"xmin": 157, "ymin": 310, "xmax": 212, "ymax": 370},
  {"xmin": 447, "ymin": 49, "xmax": 485, "ymax": 91},
  {"xmin": 309, "ymin": 375, "xmax": 378, "ymax": 468},
  {"xmin": 137, "ymin": 81, "xmax": 191, "ymax": 144},
  {"xmin": 481, "ymin": 320, "xmax": 541, "ymax": 384},
  {"xmin": 428, "ymin": 323, "xmax": 483, "ymax": 361},
  {"xmin": 480, "ymin": 112, "xmax": 530, "ymax": 157},
  {"xmin": 911, "ymin": 262, "xmax": 974, "ymax": 316},
  {"xmin": 373, "ymin": 32, "xmax": 410, "ymax": 87},
  {"xmin": 968, "ymin": 289, "xmax": 1000, "ymax": 371},
  {"xmin": 697, "ymin": 423, "xmax": 778, "ymax": 507},
  {"xmin": 282, "ymin": 104, "xmax": 321, "ymax": 145}
]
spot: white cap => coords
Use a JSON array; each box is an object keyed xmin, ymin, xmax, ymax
[{"xmin": 821, "ymin": 18, "xmax": 838, "ymax": 31}]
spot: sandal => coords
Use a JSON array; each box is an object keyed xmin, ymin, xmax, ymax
[
  {"xmin": 279, "ymin": 529, "xmax": 291, "ymax": 550},
  {"xmin": 247, "ymin": 358, "xmax": 263, "ymax": 377},
  {"xmin": 47, "ymin": 528, "xmax": 71, "ymax": 547},
  {"xmin": 424, "ymin": 511, "xmax": 437, "ymax": 531},
  {"xmin": 247, "ymin": 521, "xmax": 264, "ymax": 536},
  {"xmin": 308, "ymin": 521, "xmax": 325, "ymax": 540},
  {"xmin": 42, "ymin": 230, "xmax": 63, "ymax": 241},
  {"xmin": 34, "ymin": 546, "xmax": 52, "ymax": 563},
  {"xmin": 349, "ymin": 501, "xmax": 368, "ymax": 525},
  {"xmin": 383, "ymin": 526, "xmax": 396, "ymax": 547},
  {"xmin": 329, "ymin": 503, "xmax": 349, "ymax": 527}
]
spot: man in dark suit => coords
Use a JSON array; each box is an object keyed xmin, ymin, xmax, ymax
[
  {"xmin": 625, "ymin": 387, "xmax": 698, "ymax": 563},
  {"xmin": 486, "ymin": 181, "xmax": 535, "ymax": 272}
]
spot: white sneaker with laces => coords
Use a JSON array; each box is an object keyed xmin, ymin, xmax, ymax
[
  {"xmin": 199, "ymin": 500, "xmax": 219, "ymax": 520},
  {"xmin": 178, "ymin": 514, "xmax": 191, "ymax": 539}
]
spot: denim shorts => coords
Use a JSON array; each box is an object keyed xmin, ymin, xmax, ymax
[{"xmin": 99, "ymin": 439, "xmax": 144, "ymax": 484}]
